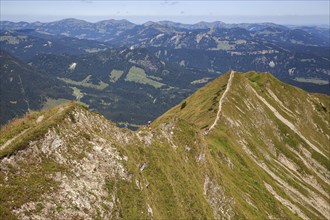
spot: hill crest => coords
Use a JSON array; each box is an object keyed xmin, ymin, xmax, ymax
[{"xmin": 0, "ymin": 71, "xmax": 329, "ymax": 219}]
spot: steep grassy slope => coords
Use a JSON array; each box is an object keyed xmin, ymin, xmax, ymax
[
  {"xmin": 156, "ymin": 71, "xmax": 330, "ymax": 219},
  {"xmin": 0, "ymin": 72, "xmax": 329, "ymax": 219}
]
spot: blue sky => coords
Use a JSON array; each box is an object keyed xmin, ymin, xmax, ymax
[{"xmin": 1, "ymin": 0, "xmax": 329, "ymax": 25}]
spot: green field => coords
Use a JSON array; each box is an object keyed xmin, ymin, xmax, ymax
[
  {"xmin": 294, "ymin": 77, "xmax": 329, "ymax": 85},
  {"xmin": 209, "ymin": 40, "xmax": 236, "ymax": 51},
  {"xmin": 109, "ymin": 69, "xmax": 124, "ymax": 83},
  {"xmin": 125, "ymin": 66, "xmax": 165, "ymax": 88},
  {"xmin": 58, "ymin": 75, "xmax": 109, "ymax": 90}
]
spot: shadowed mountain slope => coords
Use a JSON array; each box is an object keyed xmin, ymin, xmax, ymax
[
  {"xmin": 27, "ymin": 48, "xmax": 215, "ymax": 127},
  {"xmin": 0, "ymin": 50, "xmax": 73, "ymax": 125}
]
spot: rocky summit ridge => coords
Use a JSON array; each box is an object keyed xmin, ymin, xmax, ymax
[{"xmin": 0, "ymin": 71, "xmax": 329, "ymax": 219}]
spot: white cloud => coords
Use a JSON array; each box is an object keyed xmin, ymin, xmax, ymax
[{"xmin": 161, "ymin": 1, "xmax": 180, "ymax": 6}]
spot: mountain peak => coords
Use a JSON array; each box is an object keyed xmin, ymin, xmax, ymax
[
  {"xmin": 96, "ymin": 19, "xmax": 135, "ymax": 26},
  {"xmin": 0, "ymin": 102, "xmax": 81, "ymax": 158},
  {"xmin": 54, "ymin": 18, "xmax": 89, "ymax": 24}
]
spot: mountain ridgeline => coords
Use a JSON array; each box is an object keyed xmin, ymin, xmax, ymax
[
  {"xmin": 1, "ymin": 19, "xmax": 329, "ymax": 126},
  {"xmin": 1, "ymin": 19, "xmax": 329, "ymax": 88},
  {"xmin": 1, "ymin": 72, "xmax": 329, "ymax": 219}
]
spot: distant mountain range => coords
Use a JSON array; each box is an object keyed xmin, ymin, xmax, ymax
[
  {"xmin": 1, "ymin": 18, "xmax": 329, "ymax": 44},
  {"xmin": 0, "ymin": 18, "xmax": 329, "ymax": 126}
]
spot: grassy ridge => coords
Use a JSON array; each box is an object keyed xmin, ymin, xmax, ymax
[
  {"xmin": 154, "ymin": 71, "xmax": 329, "ymax": 219},
  {"xmin": 0, "ymin": 102, "xmax": 81, "ymax": 159},
  {"xmin": 0, "ymin": 71, "xmax": 329, "ymax": 219}
]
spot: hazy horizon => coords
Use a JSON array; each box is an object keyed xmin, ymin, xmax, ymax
[
  {"xmin": 1, "ymin": 15, "xmax": 330, "ymax": 27},
  {"xmin": 1, "ymin": 1, "xmax": 329, "ymax": 26}
]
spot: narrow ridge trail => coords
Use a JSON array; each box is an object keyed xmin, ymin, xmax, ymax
[
  {"xmin": 0, "ymin": 129, "xmax": 30, "ymax": 151},
  {"xmin": 206, "ymin": 71, "xmax": 235, "ymax": 134}
]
